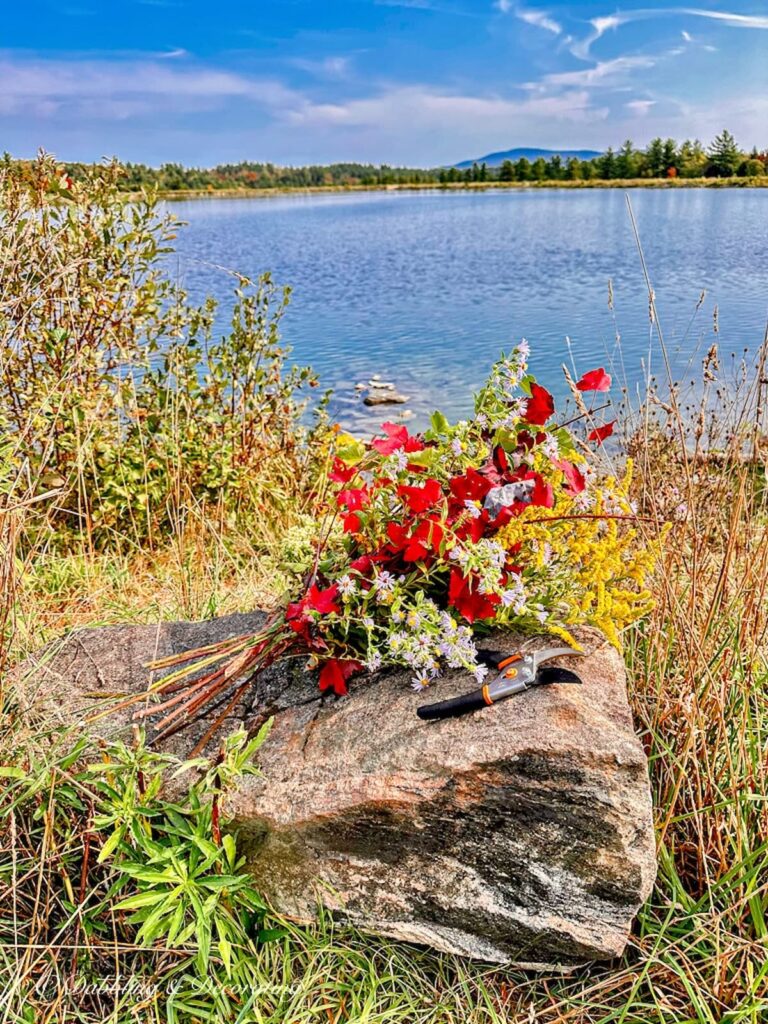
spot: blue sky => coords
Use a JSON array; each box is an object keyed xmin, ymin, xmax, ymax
[{"xmin": 3, "ymin": 1, "xmax": 767, "ymax": 166}]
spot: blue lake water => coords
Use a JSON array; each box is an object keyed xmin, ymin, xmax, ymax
[{"xmin": 168, "ymin": 188, "xmax": 768, "ymax": 431}]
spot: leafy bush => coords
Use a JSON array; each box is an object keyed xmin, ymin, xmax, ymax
[
  {"xmin": 0, "ymin": 723, "xmax": 283, "ymax": 1021},
  {"xmin": 0, "ymin": 153, "xmax": 331, "ymax": 552}
]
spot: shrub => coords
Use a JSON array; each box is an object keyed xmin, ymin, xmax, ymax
[{"xmin": 0, "ymin": 153, "xmax": 331, "ymax": 553}]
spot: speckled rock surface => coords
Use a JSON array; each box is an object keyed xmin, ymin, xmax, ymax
[{"xmin": 17, "ymin": 615, "xmax": 656, "ymax": 968}]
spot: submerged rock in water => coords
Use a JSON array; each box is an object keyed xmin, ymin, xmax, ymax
[
  {"xmin": 17, "ymin": 615, "xmax": 656, "ymax": 969},
  {"xmin": 363, "ymin": 389, "xmax": 408, "ymax": 406}
]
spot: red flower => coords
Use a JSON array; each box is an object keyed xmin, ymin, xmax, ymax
[
  {"xmin": 305, "ymin": 583, "xmax": 341, "ymax": 615},
  {"xmin": 554, "ymin": 459, "xmax": 586, "ymax": 495},
  {"xmin": 329, "ymin": 457, "xmax": 357, "ymax": 484},
  {"xmin": 588, "ymin": 421, "xmax": 616, "ymax": 444},
  {"xmin": 449, "ymin": 468, "xmax": 492, "ymax": 504},
  {"xmin": 318, "ymin": 658, "xmax": 363, "ymax": 696},
  {"xmin": 398, "ymin": 478, "xmax": 442, "ymax": 514},
  {"xmin": 576, "ymin": 367, "xmax": 611, "ymax": 392},
  {"xmin": 371, "ymin": 422, "xmax": 424, "ymax": 456},
  {"xmin": 387, "ymin": 516, "xmax": 443, "ymax": 562},
  {"xmin": 525, "ymin": 382, "xmax": 555, "ymax": 426},
  {"xmin": 448, "ymin": 569, "xmax": 500, "ymax": 623},
  {"xmin": 337, "ymin": 485, "xmax": 369, "ymax": 511},
  {"xmin": 342, "ymin": 512, "xmax": 361, "ymax": 533}
]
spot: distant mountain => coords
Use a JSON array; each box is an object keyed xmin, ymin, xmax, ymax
[{"xmin": 454, "ymin": 147, "xmax": 603, "ymax": 169}]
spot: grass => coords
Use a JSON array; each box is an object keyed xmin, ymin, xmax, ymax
[{"xmin": 2, "ymin": 164, "xmax": 768, "ymax": 1022}]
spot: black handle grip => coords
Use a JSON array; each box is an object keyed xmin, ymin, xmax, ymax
[{"xmin": 417, "ymin": 689, "xmax": 486, "ymax": 721}]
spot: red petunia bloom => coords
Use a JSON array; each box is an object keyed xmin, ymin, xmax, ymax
[
  {"xmin": 337, "ymin": 485, "xmax": 370, "ymax": 511},
  {"xmin": 449, "ymin": 468, "xmax": 492, "ymax": 504},
  {"xmin": 525, "ymin": 382, "xmax": 555, "ymax": 426},
  {"xmin": 397, "ymin": 478, "xmax": 442, "ymax": 514},
  {"xmin": 387, "ymin": 516, "xmax": 444, "ymax": 562},
  {"xmin": 588, "ymin": 420, "xmax": 616, "ymax": 444},
  {"xmin": 329, "ymin": 457, "xmax": 357, "ymax": 484},
  {"xmin": 286, "ymin": 583, "xmax": 341, "ymax": 631},
  {"xmin": 576, "ymin": 367, "xmax": 611, "ymax": 392},
  {"xmin": 371, "ymin": 422, "xmax": 425, "ymax": 456},
  {"xmin": 318, "ymin": 658, "xmax": 363, "ymax": 696},
  {"xmin": 448, "ymin": 569, "xmax": 500, "ymax": 623}
]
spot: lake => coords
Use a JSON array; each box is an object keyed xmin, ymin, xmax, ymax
[{"xmin": 168, "ymin": 188, "xmax": 768, "ymax": 431}]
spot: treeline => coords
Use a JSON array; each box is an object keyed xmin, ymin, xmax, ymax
[
  {"xmin": 450, "ymin": 131, "xmax": 766, "ymax": 184},
  {"xmin": 11, "ymin": 129, "xmax": 766, "ymax": 193}
]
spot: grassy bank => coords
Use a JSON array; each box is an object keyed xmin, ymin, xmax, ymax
[
  {"xmin": 152, "ymin": 175, "xmax": 768, "ymax": 201},
  {"xmin": 2, "ymin": 154, "xmax": 768, "ymax": 1022}
]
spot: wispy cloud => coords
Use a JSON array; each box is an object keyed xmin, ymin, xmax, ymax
[
  {"xmin": 0, "ymin": 54, "xmax": 302, "ymax": 120},
  {"xmin": 514, "ymin": 5, "xmax": 562, "ymax": 34},
  {"xmin": 532, "ymin": 54, "xmax": 657, "ymax": 90},
  {"xmin": 291, "ymin": 55, "xmax": 352, "ymax": 79},
  {"xmin": 571, "ymin": 6, "xmax": 768, "ymax": 59},
  {"xmin": 625, "ymin": 98, "xmax": 655, "ymax": 116},
  {"xmin": 681, "ymin": 8, "xmax": 768, "ymax": 30},
  {"xmin": 285, "ymin": 84, "xmax": 604, "ymax": 131}
]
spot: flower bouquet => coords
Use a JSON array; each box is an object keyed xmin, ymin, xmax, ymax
[{"xmin": 132, "ymin": 345, "xmax": 657, "ymax": 751}]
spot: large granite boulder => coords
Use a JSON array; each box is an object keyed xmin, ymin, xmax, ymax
[{"xmin": 16, "ymin": 612, "xmax": 656, "ymax": 968}]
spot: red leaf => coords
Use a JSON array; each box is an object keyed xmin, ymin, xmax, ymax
[
  {"xmin": 305, "ymin": 583, "xmax": 341, "ymax": 616},
  {"xmin": 576, "ymin": 367, "xmax": 611, "ymax": 392},
  {"xmin": 337, "ymin": 485, "xmax": 370, "ymax": 511},
  {"xmin": 329, "ymin": 457, "xmax": 357, "ymax": 484},
  {"xmin": 318, "ymin": 658, "xmax": 363, "ymax": 696},
  {"xmin": 397, "ymin": 478, "xmax": 442, "ymax": 514},
  {"xmin": 448, "ymin": 569, "xmax": 500, "ymax": 623},
  {"xmin": 371, "ymin": 422, "xmax": 424, "ymax": 456},
  {"xmin": 449, "ymin": 468, "xmax": 492, "ymax": 503},
  {"xmin": 588, "ymin": 420, "xmax": 616, "ymax": 444},
  {"xmin": 342, "ymin": 512, "xmax": 361, "ymax": 533},
  {"xmin": 524, "ymin": 382, "xmax": 555, "ymax": 426},
  {"xmin": 554, "ymin": 459, "xmax": 586, "ymax": 494}
]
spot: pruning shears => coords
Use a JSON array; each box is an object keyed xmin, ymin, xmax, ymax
[{"xmin": 416, "ymin": 646, "xmax": 585, "ymax": 721}]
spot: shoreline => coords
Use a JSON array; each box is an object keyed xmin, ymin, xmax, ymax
[{"xmin": 146, "ymin": 176, "xmax": 768, "ymax": 201}]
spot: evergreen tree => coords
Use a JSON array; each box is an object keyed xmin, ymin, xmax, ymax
[
  {"xmin": 499, "ymin": 159, "xmax": 515, "ymax": 182},
  {"xmin": 645, "ymin": 138, "xmax": 665, "ymax": 177},
  {"xmin": 515, "ymin": 157, "xmax": 532, "ymax": 181},
  {"xmin": 662, "ymin": 138, "xmax": 678, "ymax": 175},
  {"xmin": 531, "ymin": 157, "xmax": 547, "ymax": 181},
  {"xmin": 616, "ymin": 140, "xmax": 637, "ymax": 179},
  {"xmin": 546, "ymin": 154, "xmax": 563, "ymax": 180},
  {"xmin": 599, "ymin": 147, "xmax": 617, "ymax": 179},
  {"xmin": 708, "ymin": 129, "xmax": 741, "ymax": 177}
]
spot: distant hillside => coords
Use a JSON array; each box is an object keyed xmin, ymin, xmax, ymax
[{"xmin": 454, "ymin": 147, "xmax": 603, "ymax": 169}]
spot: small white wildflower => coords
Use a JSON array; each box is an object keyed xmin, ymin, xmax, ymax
[
  {"xmin": 365, "ymin": 651, "xmax": 382, "ymax": 672},
  {"xmin": 534, "ymin": 606, "xmax": 548, "ymax": 624},
  {"xmin": 473, "ymin": 663, "xmax": 489, "ymax": 684},
  {"xmin": 362, "ymin": 616, "xmax": 374, "ymax": 629},
  {"xmin": 411, "ymin": 672, "xmax": 430, "ymax": 692},
  {"xmin": 337, "ymin": 574, "xmax": 356, "ymax": 597},
  {"xmin": 451, "ymin": 437, "xmax": 463, "ymax": 456},
  {"xmin": 464, "ymin": 499, "xmax": 482, "ymax": 519}
]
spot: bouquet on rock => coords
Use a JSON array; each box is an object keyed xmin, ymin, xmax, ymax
[{"xmin": 137, "ymin": 345, "xmax": 657, "ymax": 749}]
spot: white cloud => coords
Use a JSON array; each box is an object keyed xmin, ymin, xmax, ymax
[
  {"xmin": 533, "ymin": 54, "xmax": 657, "ymax": 90},
  {"xmin": 515, "ymin": 7, "xmax": 561, "ymax": 34},
  {"xmin": 284, "ymin": 84, "xmax": 605, "ymax": 132},
  {"xmin": 681, "ymin": 8, "xmax": 768, "ymax": 30},
  {"xmin": 291, "ymin": 55, "xmax": 351, "ymax": 79},
  {"xmin": 681, "ymin": 29, "xmax": 693, "ymax": 42},
  {"xmin": 625, "ymin": 98, "xmax": 655, "ymax": 116},
  {"xmin": 0, "ymin": 55, "xmax": 303, "ymax": 120}
]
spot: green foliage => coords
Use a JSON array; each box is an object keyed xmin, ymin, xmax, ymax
[
  {"xmin": 708, "ymin": 129, "xmax": 742, "ymax": 177},
  {"xmin": 0, "ymin": 153, "xmax": 330, "ymax": 551},
  {"xmin": 0, "ymin": 721, "xmax": 280, "ymax": 1020}
]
